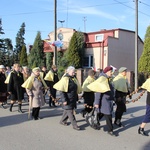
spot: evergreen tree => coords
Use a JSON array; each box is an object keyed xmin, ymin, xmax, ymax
[
  {"xmin": 57, "ymin": 51, "xmax": 63, "ymax": 67},
  {"xmin": 28, "ymin": 31, "xmax": 45, "ymax": 69},
  {"xmin": 4, "ymin": 38, "xmax": 13, "ymax": 66},
  {"xmin": 0, "ymin": 18, "xmax": 6, "ymax": 65},
  {"xmin": 66, "ymin": 31, "xmax": 85, "ymax": 68},
  {"xmin": 20, "ymin": 45, "xmax": 28, "ymax": 66},
  {"xmin": 46, "ymin": 52, "xmax": 53, "ymax": 70},
  {"xmin": 138, "ymin": 25, "xmax": 150, "ymax": 73},
  {"xmin": 76, "ymin": 31, "xmax": 85, "ymax": 67},
  {"xmin": 57, "ymin": 51, "xmax": 65, "ymax": 77},
  {"xmin": 14, "ymin": 22, "xmax": 25, "ymax": 62}
]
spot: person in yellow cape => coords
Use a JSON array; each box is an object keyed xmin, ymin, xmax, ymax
[
  {"xmin": 8, "ymin": 63, "xmax": 24, "ymax": 113},
  {"xmin": 44, "ymin": 65, "xmax": 59, "ymax": 107},
  {"xmin": 138, "ymin": 76, "xmax": 150, "ymax": 136},
  {"xmin": 53, "ymin": 66, "xmax": 82, "ymax": 130},
  {"xmin": 112, "ymin": 67, "xmax": 131, "ymax": 127},
  {"xmin": 80, "ymin": 69, "xmax": 96, "ymax": 118},
  {"xmin": 22, "ymin": 67, "xmax": 48, "ymax": 120},
  {"xmin": 88, "ymin": 66, "xmax": 116, "ymax": 136},
  {"xmin": 22, "ymin": 66, "xmax": 31, "ymax": 82}
]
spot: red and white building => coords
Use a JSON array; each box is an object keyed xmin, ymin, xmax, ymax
[{"xmin": 43, "ymin": 27, "xmax": 144, "ymax": 72}]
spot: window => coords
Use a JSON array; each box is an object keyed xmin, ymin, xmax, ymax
[
  {"xmin": 83, "ymin": 55, "xmax": 93, "ymax": 67},
  {"xmin": 95, "ymin": 34, "xmax": 104, "ymax": 42}
]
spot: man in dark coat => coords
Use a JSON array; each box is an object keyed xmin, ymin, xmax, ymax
[{"xmin": 7, "ymin": 63, "xmax": 24, "ymax": 113}]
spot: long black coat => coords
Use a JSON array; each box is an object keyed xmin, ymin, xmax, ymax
[
  {"xmin": 0, "ymin": 72, "xmax": 7, "ymax": 93},
  {"xmin": 60, "ymin": 74, "xmax": 77, "ymax": 110},
  {"xmin": 94, "ymin": 73, "xmax": 114, "ymax": 115},
  {"xmin": 8, "ymin": 70, "xmax": 24, "ymax": 100}
]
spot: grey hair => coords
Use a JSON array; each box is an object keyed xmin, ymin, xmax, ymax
[{"xmin": 66, "ymin": 66, "xmax": 75, "ymax": 73}]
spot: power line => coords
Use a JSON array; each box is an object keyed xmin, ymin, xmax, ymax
[
  {"xmin": 139, "ymin": 1, "xmax": 150, "ymax": 7},
  {"xmin": 1, "ymin": 1, "xmax": 150, "ymax": 18},
  {"xmin": 113, "ymin": 0, "xmax": 150, "ymax": 17},
  {"xmin": 0, "ymin": 1, "xmax": 134, "ymax": 17}
]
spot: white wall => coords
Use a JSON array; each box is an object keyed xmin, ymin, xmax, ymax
[{"xmin": 108, "ymin": 30, "xmax": 143, "ymax": 71}]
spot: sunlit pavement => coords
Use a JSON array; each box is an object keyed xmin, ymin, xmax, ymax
[{"xmin": 0, "ymin": 91, "xmax": 150, "ymax": 150}]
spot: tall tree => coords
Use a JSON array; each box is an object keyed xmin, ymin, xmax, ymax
[
  {"xmin": 76, "ymin": 31, "xmax": 85, "ymax": 67},
  {"xmin": 138, "ymin": 25, "xmax": 150, "ymax": 73},
  {"xmin": 66, "ymin": 31, "xmax": 85, "ymax": 68},
  {"xmin": 0, "ymin": 18, "xmax": 6, "ymax": 65},
  {"xmin": 46, "ymin": 52, "xmax": 53, "ymax": 70},
  {"xmin": 28, "ymin": 31, "xmax": 45, "ymax": 69},
  {"xmin": 4, "ymin": 38, "xmax": 13, "ymax": 66},
  {"xmin": 20, "ymin": 45, "xmax": 28, "ymax": 66},
  {"xmin": 14, "ymin": 22, "xmax": 25, "ymax": 62}
]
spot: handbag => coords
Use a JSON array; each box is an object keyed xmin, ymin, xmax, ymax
[{"xmin": 85, "ymin": 107, "xmax": 100, "ymax": 130}]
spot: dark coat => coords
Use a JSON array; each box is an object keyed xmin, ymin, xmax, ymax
[
  {"xmin": 8, "ymin": 70, "xmax": 24, "ymax": 100},
  {"xmin": 47, "ymin": 69, "xmax": 59, "ymax": 95},
  {"xmin": 115, "ymin": 90, "xmax": 127, "ymax": 112},
  {"xmin": 60, "ymin": 74, "xmax": 77, "ymax": 110},
  {"xmin": 0, "ymin": 72, "xmax": 7, "ymax": 102},
  {"xmin": 94, "ymin": 73, "xmax": 114, "ymax": 115},
  {"xmin": 0, "ymin": 72, "xmax": 7, "ymax": 93},
  {"xmin": 83, "ymin": 92, "xmax": 94, "ymax": 106}
]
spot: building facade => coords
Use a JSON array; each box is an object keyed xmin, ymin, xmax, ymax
[{"xmin": 44, "ymin": 27, "xmax": 144, "ymax": 72}]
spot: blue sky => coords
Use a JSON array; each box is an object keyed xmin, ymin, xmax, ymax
[{"xmin": 0, "ymin": 0, "xmax": 150, "ymax": 47}]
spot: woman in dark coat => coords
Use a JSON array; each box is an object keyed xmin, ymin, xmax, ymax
[
  {"xmin": 81, "ymin": 69, "xmax": 96, "ymax": 117},
  {"xmin": 7, "ymin": 63, "xmax": 24, "ymax": 113},
  {"xmin": 88, "ymin": 66, "xmax": 115, "ymax": 136},
  {"xmin": 0, "ymin": 65, "xmax": 7, "ymax": 109},
  {"xmin": 44, "ymin": 65, "xmax": 59, "ymax": 107},
  {"xmin": 113, "ymin": 67, "xmax": 130, "ymax": 127},
  {"xmin": 53, "ymin": 66, "xmax": 82, "ymax": 130}
]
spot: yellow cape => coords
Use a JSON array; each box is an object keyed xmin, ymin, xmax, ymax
[
  {"xmin": 113, "ymin": 74, "xmax": 128, "ymax": 93},
  {"xmin": 141, "ymin": 78, "xmax": 150, "ymax": 92},
  {"xmin": 53, "ymin": 76, "xmax": 82, "ymax": 94},
  {"xmin": 4, "ymin": 72, "xmax": 12, "ymax": 84},
  {"xmin": 22, "ymin": 74, "xmax": 48, "ymax": 90},
  {"xmin": 82, "ymin": 76, "xmax": 95, "ymax": 92},
  {"xmin": 44, "ymin": 70, "xmax": 54, "ymax": 81},
  {"xmin": 87, "ymin": 76, "xmax": 110, "ymax": 93}
]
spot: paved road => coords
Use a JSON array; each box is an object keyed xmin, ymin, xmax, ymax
[{"xmin": 0, "ymin": 92, "xmax": 150, "ymax": 150}]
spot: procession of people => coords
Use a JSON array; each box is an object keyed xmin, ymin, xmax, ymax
[{"xmin": 0, "ymin": 63, "xmax": 150, "ymax": 137}]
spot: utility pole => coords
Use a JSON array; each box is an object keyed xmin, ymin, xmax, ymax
[
  {"xmin": 54, "ymin": 0, "xmax": 57, "ymax": 66},
  {"xmin": 135, "ymin": 0, "xmax": 138, "ymax": 90},
  {"xmin": 83, "ymin": 17, "xmax": 87, "ymax": 32}
]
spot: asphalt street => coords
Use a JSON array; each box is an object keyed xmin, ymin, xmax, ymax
[{"xmin": 0, "ymin": 92, "xmax": 150, "ymax": 150}]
